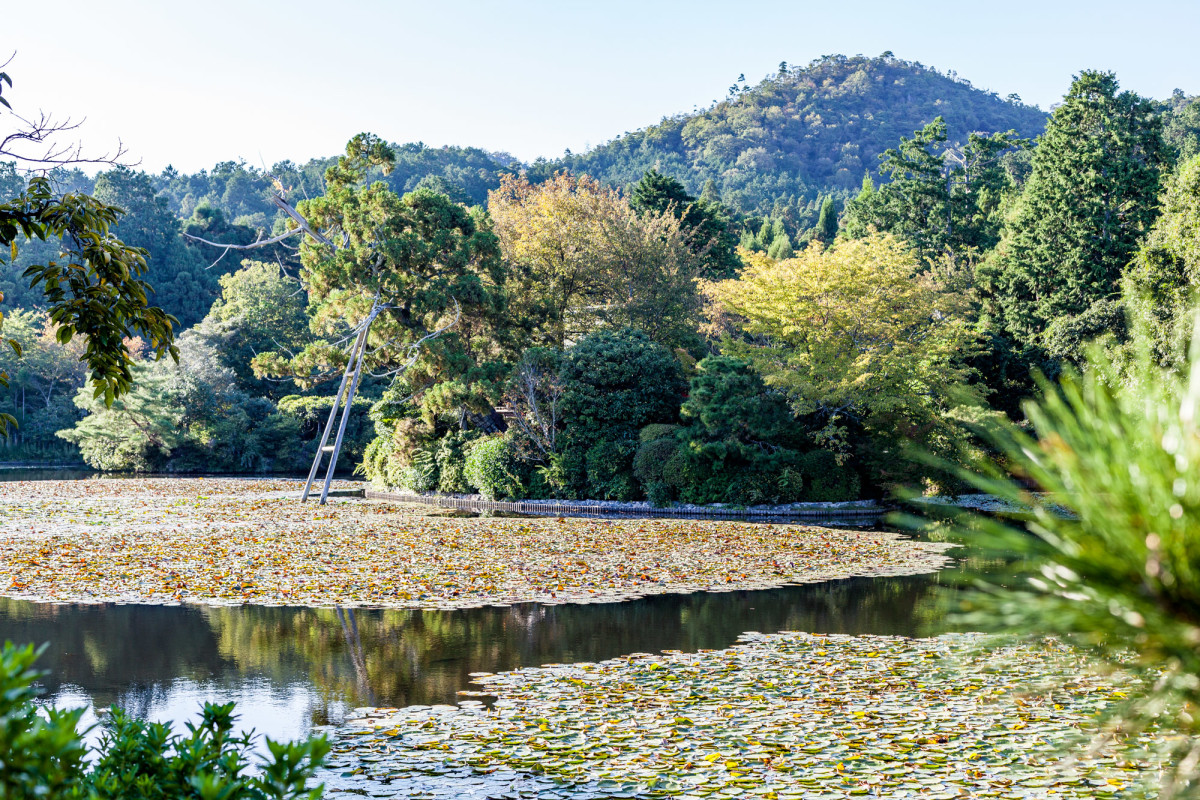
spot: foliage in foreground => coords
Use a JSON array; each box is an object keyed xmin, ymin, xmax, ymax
[
  {"xmin": 0, "ymin": 641, "xmax": 327, "ymax": 799},
  {"xmin": 0, "ymin": 173, "xmax": 178, "ymax": 434},
  {"xmin": 932, "ymin": 332, "xmax": 1200, "ymax": 796}
]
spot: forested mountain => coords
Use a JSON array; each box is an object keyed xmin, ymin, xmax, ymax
[{"xmin": 534, "ymin": 53, "xmax": 1049, "ymax": 224}]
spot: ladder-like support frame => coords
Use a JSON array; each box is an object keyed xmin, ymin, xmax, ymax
[
  {"xmin": 299, "ymin": 300, "xmax": 457, "ymax": 506},
  {"xmin": 301, "ymin": 314, "xmax": 374, "ymax": 505}
]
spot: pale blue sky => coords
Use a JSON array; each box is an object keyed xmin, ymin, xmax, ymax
[{"xmin": 4, "ymin": 0, "xmax": 1198, "ymax": 173}]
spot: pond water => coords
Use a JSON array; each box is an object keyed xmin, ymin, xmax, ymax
[{"xmin": 4, "ymin": 568, "xmax": 959, "ymax": 747}]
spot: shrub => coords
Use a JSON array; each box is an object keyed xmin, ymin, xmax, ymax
[
  {"xmin": 0, "ymin": 643, "xmax": 86, "ymax": 797},
  {"xmin": 0, "ymin": 642, "xmax": 328, "ymax": 800},
  {"xmin": 584, "ymin": 440, "xmax": 639, "ymax": 501},
  {"xmin": 402, "ymin": 448, "xmax": 438, "ymax": 493},
  {"xmin": 679, "ymin": 356, "xmax": 803, "ymax": 448},
  {"xmin": 650, "ymin": 355, "xmax": 863, "ymax": 505},
  {"xmin": 559, "ymin": 328, "xmax": 686, "ymax": 440},
  {"xmin": 431, "ymin": 429, "xmax": 483, "ymax": 493},
  {"xmin": 464, "ymin": 435, "xmax": 526, "ymax": 500},
  {"xmin": 645, "ymin": 480, "xmax": 675, "ymax": 507},
  {"xmin": 558, "ymin": 328, "xmax": 686, "ymax": 498},
  {"xmin": 793, "ymin": 449, "xmax": 859, "ymax": 502},
  {"xmin": 639, "ymin": 423, "xmax": 680, "ymax": 443},
  {"xmin": 633, "ymin": 436, "xmax": 683, "ymax": 488},
  {"xmin": 662, "ymin": 445, "xmax": 858, "ymax": 505}
]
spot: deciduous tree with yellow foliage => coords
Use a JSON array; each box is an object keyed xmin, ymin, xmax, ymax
[
  {"xmin": 709, "ymin": 234, "xmax": 981, "ymax": 486},
  {"xmin": 489, "ymin": 172, "xmax": 703, "ymax": 352}
]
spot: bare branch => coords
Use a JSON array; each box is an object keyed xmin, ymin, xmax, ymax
[
  {"xmin": 2, "ymin": 109, "xmax": 136, "ymax": 171},
  {"xmin": 183, "ymin": 226, "xmax": 305, "ymax": 269}
]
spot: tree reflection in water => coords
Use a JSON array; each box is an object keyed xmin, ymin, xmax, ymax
[{"xmin": 0, "ymin": 567, "xmax": 957, "ymax": 735}]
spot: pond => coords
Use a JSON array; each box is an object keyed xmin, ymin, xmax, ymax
[{"xmin": 4, "ymin": 567, "xmax": 958, "ymax": 747}]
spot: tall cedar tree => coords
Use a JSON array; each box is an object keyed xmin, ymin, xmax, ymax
[
  {"xmin": 815, "ymin": 196, "xmax": 838, "ymax": 243},
  {"xmin": 988, "ymin": 72, "xmax": 1167, "ymax": 350},
  {"xmin": 841, "ymin": 117, "xmax": 1025, "ymax": 262}
]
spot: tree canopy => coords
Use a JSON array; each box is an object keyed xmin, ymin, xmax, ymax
[
  {"xmin": 986, "ymin": 71, "xmax": 1167, "ymax": 357},
  {"xmin": 709, "ymin": 235, "xmax": 979, "ymax": 460}
]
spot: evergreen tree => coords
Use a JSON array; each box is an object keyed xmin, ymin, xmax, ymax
[
  {"xmin": 92, "ymin": 168, "xmax": 213, "ymax": 328},
  {"xmin": 1123, "ymin": 154, "xmax": 1200, "ymax": 368},
  {"xmin": 815, "ymin": 196, "xmax": 838, "ymax": 243},
  {"xmin": 629, "ymin": 169, "xmax": 692, "ymax": 213},
  {"xmin": 841, "ymin": 117, "xmax": 1025, "ymax": 261},
  {"xmin": 988, "ymin": 72, "xmax": 1167, "ymax": 353},
  {"xmin": 629, "ymin": 169, "xmax": 741, "ymax": 278},
  {"xmin": 766, "ymin": 234, "xmax": 794, "ymax": 260}
]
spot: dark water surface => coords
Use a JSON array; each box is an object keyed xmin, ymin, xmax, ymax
[{"xmin": 2, "ymin": 569, "xmax": 958, "ymax": 745}]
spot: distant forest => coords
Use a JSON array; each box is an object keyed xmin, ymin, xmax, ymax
[{"xmin": 4, "ymin": 53, "xmax": 1197, "ymax": 330}]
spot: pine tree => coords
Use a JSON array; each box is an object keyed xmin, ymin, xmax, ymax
[
  {"xmin": 629, "ymin": 169, "xmax": 741, "ymax": 278},
  {"xmin": 990, "ymin": 71, "xmax": 1167, "ymax": 351}
]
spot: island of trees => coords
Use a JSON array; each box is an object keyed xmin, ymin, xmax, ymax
[{"xmin": 1, "ymin": 53, "xmax": 1198, "ymax": 510}]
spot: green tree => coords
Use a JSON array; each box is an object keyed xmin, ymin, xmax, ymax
[
  {"xmin": 1161, "ymin": 90, "xmax": 1200, "ymax": 164},
  {"xmin": 814, "ymin": 196, "xmax": 838, "ymax": 243},
  {"xmin": 1124, "ymin": 154, "xmax": 1200, "ymax": 369},
  {"xmin": 559, "ymin": 328, "xmax": 686, "ymax": 442},
  {"xmin": 59, "ymin": 332, "xmax": 304, "ymax": 473},
  {"xmin": 260, "ymin": 134, "xmax": 511, "ymax": 422},
  {"xmin": 0, "ymin": 175, "xmax": 177, "ymax": 428},
  {"xmin": 0, "ymin": 309, "xmax": 86, "ymax": 459},
  {"xmin": 57, "ymin": 365, "xmax": 182, "ymax": 470},
  {"xmin": 987, "ymin": 71, "xmax": 1167, "ymax": 356},
  {"xmin": 92, "ymin": 168, "xmax": 214, "ymax": 328},
  {"xmin": 489, "ymin": 172, "xmax": 703, "ymax": 353},
  {"xmin": 199, "ymin": 260, "xmax": 310, "ymax": 397},
  {"xmin": 711, "ymin": 235, "xmax": 980, "ymax": 486},
  {"xmin": 841, "ymin": 117, "xmax": 1025, "ymax": 261},
  {"xmin": 629, "ymin": 169, "xmax": 742, "ymax": 278}
]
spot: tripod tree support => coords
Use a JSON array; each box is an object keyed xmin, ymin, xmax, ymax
[{"xmin": 301, "ymin": 310, "xmax": 374, "ymax": 505}]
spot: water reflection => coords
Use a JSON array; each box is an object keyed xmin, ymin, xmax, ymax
[{"xmin": 0, "ymin": 567, "xmax": 958, "ymax": 744}]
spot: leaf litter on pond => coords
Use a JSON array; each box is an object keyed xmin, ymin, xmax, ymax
[
  {"xmin": 0, "ymin": 478, "xmax": 952, "ymax": 609},
  {"xmin": 326, "ymin": 633, "xmax": 1168, "ymax": 799}
]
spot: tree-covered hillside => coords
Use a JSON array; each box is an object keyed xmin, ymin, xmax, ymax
[
  {"xmin": 150, "ymin": 142, "xmax": 518, "ymax": 229},
  {"xmin": 536, "ymin": 53, "xmax": 1048, "ymax": 223}
]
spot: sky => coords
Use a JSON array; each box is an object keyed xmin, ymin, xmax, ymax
[{"xmin": 4, "ymin": 0, "xmax": 1199, "ymax": 174}]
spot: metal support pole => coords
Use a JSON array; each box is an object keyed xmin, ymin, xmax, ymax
[
  {"xmin": 301, "ymin": 319, "xmax": 371, "ymax": 503},
  {"xmin": 318, "ymin": 315, "xmax": 372, "ymax": 505}
]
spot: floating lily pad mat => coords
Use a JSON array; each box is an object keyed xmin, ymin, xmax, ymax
[
  {"xmin": 0, "ymin": 479, "xmax": 951, "ymax": 609},
  {"xmin": 326, "ymin": 632, "xmax": 1164, "ymax": 799}
]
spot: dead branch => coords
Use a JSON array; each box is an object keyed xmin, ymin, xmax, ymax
[{"xmin": 183, "ymin": 227, "xmax": 305, "ymax": 269}]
